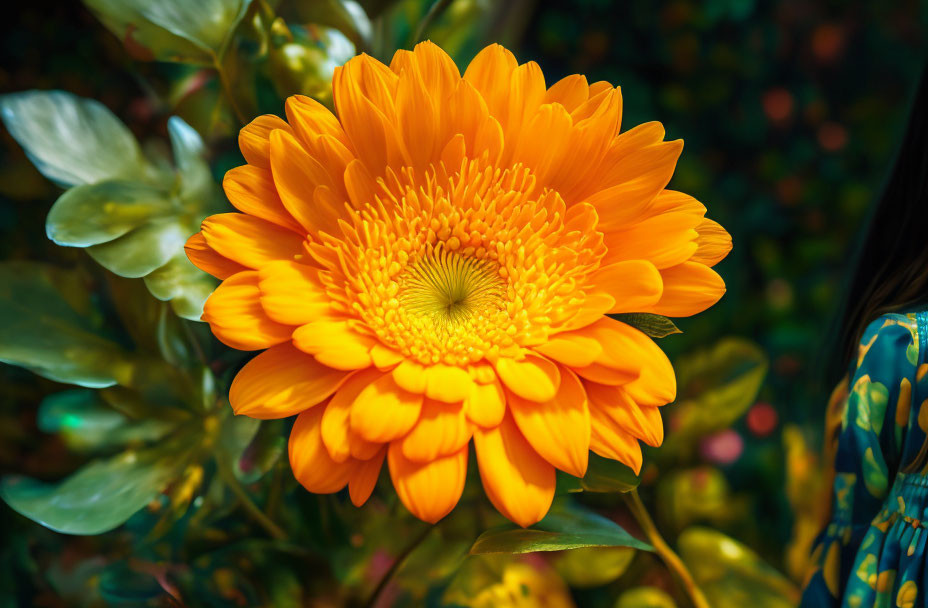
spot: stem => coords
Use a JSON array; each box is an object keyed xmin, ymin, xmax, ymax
[
  {"xmin": 412, "ymin": 0, "xmax": 453, "ymax": 44},
  {"xmin": 215, "ymin": 456, "xmax": 288, "ymax": 541},
  {"xmin": 623, "ymin": 489, "xmax": 709, "ymax": 608},
  {"xmin": 213, "ymin": 55, "xmax": 247, "ymax": 126},
  {"xmin": 364, "ymin": 524, "xmax": 433, "ymax": 608}
]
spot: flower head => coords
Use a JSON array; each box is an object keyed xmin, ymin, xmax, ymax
[{"xmin": 187, "ymin": 42, "xmax": 730, "ymax": 527}]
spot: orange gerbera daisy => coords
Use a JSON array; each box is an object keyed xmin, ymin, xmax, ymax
[{"xmin": 186, "ymin": 41, "xmax": 730, "ymax": 527}]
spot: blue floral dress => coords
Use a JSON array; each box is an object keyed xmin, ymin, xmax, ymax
[{"xmin": 802, "ymin": 311, "xmax": 928, "ymax": 608}]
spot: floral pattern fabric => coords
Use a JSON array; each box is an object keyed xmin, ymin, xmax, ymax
[{"xmin": 802, "ymin": 311, "xmax": 928, "ymax": 607}]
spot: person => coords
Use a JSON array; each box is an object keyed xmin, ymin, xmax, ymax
[{"xmin": 801, "ymin": 62, "xmax": 928, "ymax": 607}]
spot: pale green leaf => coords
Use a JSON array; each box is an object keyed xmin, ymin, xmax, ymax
[
  {"xmin": 0, "ymin": 90, "xmax": 147, "ymax": 187},
  {"xmin": 47, "ymin": 180, "xmax": 173, "ymax": 247},
  {"xmin": 87, "ymin": 219, "xmax": 189, "ymax": 278}
]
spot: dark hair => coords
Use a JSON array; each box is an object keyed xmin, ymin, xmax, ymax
[{"xmin": 827, "ymin": 62, "xmax": 928, "ymax": 386}]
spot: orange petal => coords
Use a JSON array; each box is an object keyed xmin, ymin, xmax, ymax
[
  {"xmin": 292, "ymin": 320, "xmax": 375, "ymax": 370},
  {"xmin": 464, "ymin": 377, "xmax": 506, "ymax": 428},
  {"xmin": 285, "ymin": 94, "xmax": 352, "ymax": 151},
  {"xmin": 239, "ymin": 114, "xmax": 292, "ymax": 169},
  {"xmin": 533, "ymin": 332, "xmax": 603, "ymax": 369},
  {"xmin": 388, "ymin": 441, "xmax": 468, "ymax": 523},
  {"xmin": 230, "ymin": 343, "xmax": 350, "ymax": 419},
  {"xmin": 559, "ymin": 291, "xmax": 614, "ymax": 332},
  {"xmin": 573, "ymin": 362, "xmax": 639, "ymax": 386},
  {"xmin": 350, "ymin": 373, "xmax": 423, "ymax": 442},
  {"xmin": 544, "ymin": 74, "xmax": 590, "ymax": 112},
  {"xmin": 399, "ymin": 399, "xmax": 472, "ymax": 462},
  {"xmin": 601, "ymin": 212, "xmax": 700, "ymax": 269},
  {"xmin": 184, "ymin": 232, "xmax": 247, "ymax": 280},
  {"xmin": 223, "ymin": 165, "xmax": 303, "ymax": 233},
  {"xmin": 393, "ymin": 359, "xmax": 427, "ymax": 393},
  {"xmin": 588, "ymin": 402, "xmax": 644, "ymax": 474},
  {"xmin": 258, "ymin": 260, "xmax": 332, "ymax": 326},
  {"xmin": 424, "ymin": 363, "xmax": 473, "ymax": 403},
  {"xmin": 494, "ymin": 354, "xmax": 561, "ymax": 403},
  {"xmin": 289, "ymin": 406, "xmax": 355, "ymax": 493},
  {"xmin": 370, "ymin": 343, "xmax": 404, "ymax": 370},
  {"xmin": 569, "ymin": 317, "xmax": 675, "ymax": 402},
  {"xmin": 473, "ymin": 412, "xmax": 555, "ymax": 528},
  {"xmin": 202, "ymin": 271, "xmax": 292, "ymax": 350},
  {"xmin": 349, "ymin": 446, "xmax": 386, "ymax": 507},
  {"xmin": 585, "ymin": 382, "xmax": 664, "ymax": 447},
  {"xmin": 395, "ymin": 58, "xmax": 439, "ymax": 169},
  {"xmin": 648, "ymin": 261, "xmax": 726, "ymax": 318},
  {"xmin": 589, "ymin": 260, "xmax": 663, "ymax": 314},
  {"xmin": 508, "ymin": 366, "xmax": 590, "ymax": 477},
  {"xmin": 691, "ymin": 218, "xmax": 732, "ymax": 267},
  {"xmin": 269, "ymin": 130, "xmax": 346, "ymax": 235},
  {"xmin": 320, "ymin": 368, "xmax": 383, "ymax": 463},
  {"xmin": 463, "ymin": 44, "xmax": 518, "ymax": 123},
  {"xmin": 200, "ymin": 213, "xmax": 304, "ymax": 269}
]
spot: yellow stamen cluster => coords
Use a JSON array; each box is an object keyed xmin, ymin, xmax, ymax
[{"xmin": 311, "ymin": 156, "xmax": 607, "ymax": 365}]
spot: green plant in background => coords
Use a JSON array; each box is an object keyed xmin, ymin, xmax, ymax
[{"xmin": 1, "ymin": 0, "xmax": 915, "ymax": 606}]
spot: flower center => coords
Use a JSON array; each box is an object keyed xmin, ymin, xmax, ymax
[{"xmin": 398, "ymin": 248, "xmax": 504, "ymax": 330}]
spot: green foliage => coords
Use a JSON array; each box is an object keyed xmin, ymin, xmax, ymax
[
  {"xmin": 612, "ymin": 313, "xmax": 682, "ymax": 339},
  {"xmin": 471, "ymin": 504, "xmax": 652, "ymax": 554},
  {"xmin": 83, "ymin": 0, "xmax": 254, "ymax": 65},
  {"xmin": 1, "ymin": 91, "xmax": 224, "ymax": 319},
  {"xmin": 0, "ymin": 440, "xmax": 192, "ymax": 535},
  {"xmin": 0, "ymin": 262, "xmax": 133, "ymax": 388}
]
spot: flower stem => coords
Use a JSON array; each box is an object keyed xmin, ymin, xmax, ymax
[
  {"xmin": 412, "ymin": 0, "xmax": 453, "ymax": 44},
  {"xmin": 623, "ymin": 489, "xmax": 709, "ymax": 608},
  {"xmin": 364, "ymin": 524, "xmax": 433, "ymax": 608},
  {"xmin": 213, "ymin": 55, "xmax": 247, "ymax": 127},
  {"xmin": 215, "ymin": 455, "xmax": 288, "ymax": 541}
]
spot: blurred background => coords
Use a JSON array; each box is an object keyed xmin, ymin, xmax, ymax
[{"xmin": 0, "ymin": 0, "xmax": 925, "ymax": 606}]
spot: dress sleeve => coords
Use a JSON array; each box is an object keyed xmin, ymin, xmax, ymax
[{"xmin": 800, "ymin": 314, "xmax": 920, "ymax": 607}]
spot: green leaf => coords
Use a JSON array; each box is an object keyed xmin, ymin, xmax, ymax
[
  {"xmin": 143, "ymin": 253, "xmax": 218, "ymax": 321},
  {"xmin": 0, "ymin": 443, "xmax": 189, "ymax": 535},
  {"xmin": 611, "ymin": 313, "xmax": 682, "ymax": 338},
  {"xmin": 677, "ymin": 527, "xmax": 799, "ymax": 608},
  {"xmin": 0, "ymin": 90, "xmax": 147, "ymax": 187},
  {"xmin": 575, "ymin": 453, "xmax": 641, "ymax": 493},
  {"xmin": 38, "ymin": 390, "xmax": 172, "ymax": 452},
  {"xmin": 86, "ymin": 219, "xmax": 189, "ymax": 278},
  {"xmin": 84, "ymin": 0, "xmax": 254, "ymax": 65},
  {"xmin": 47, "ymin": 180, "xmax": 174, "ymax": 247},
  {"xmin": 0, "ymin": 262, "xmax": 132, "ymax": 388},
  {"xmin": 667, "ymin": 337, "xmax": 769, "ymax": 446},
  {"xmin": 470, "ymin": 504, "xmax": 652, "ymax": 555}
]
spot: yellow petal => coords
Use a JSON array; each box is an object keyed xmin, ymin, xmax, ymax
[
  {"xmin": 690, "ymin": 218, "xmax": 732, "ymax": 267},
  {"xmin": 399, "ymin": 399, "xmax": 472, "ymax": 462},
  {"xmin": 393, "ymin": 359, "xmax": 427, "ymax": 393},
  {"xmin": 292, "ymin": 320, "xmax": 375, "ymax": 370},
  {"xmin": 602, "ymin": 212, "xmax": 700, "ymax": 270},
  {"xmin": 464, "ymin": 377, "xmax": 506, "ymax": 428},
  {"xmin": 533, "ymin": 332, "xmax": 603, "ymax": 368},
  {"xmin": 494, "ymin": 354, "xmax": 561, "ymax": 403},
  {"xmin": 589, "ymin": 260, "xmax": 663, "ymax": 314},
  {"xmin": 289, "ymin": 406, "xmax": 355, "ymax": 493},
  {"xmin": 269, "ymin": 129, "xmax": 346, "ymax": 234},
  {"xmin": 589, "ymin": 405, "xmax": 643, "ymax": 474},
  {"xmin": 229, "ymin": 343, "xmax": 350, "ymax": 419},
  {"xmin": 370, "ymin": 343, "xmax": 404, "ymax": 370},
  {"xmin": 184, "ymin": 232, "xmax": 246, "ymax": 280},
  {"xmin": 258, "ymin": 260, "xmax": 332, "ymax": 326},
  {"xmin": 585, "ymin": 382, "xmax": 664, "ymax": 447},
  {"xmin": 285, "ymin": 94, "xmax": 352, "ymax": 151},
  {"xmin": 320, "ymin": 368, "xmax": 383, "ymax": 462},
  {"xmin": 388, "ymin": 442, "xmax": 468, "ymax": 523},
  {"xmin": 474, "ymin": 412, "xmax": 555, "ymax": 527},
  {"xmin": 202, "ymin": 271, "xmax": 292, "ymax": 350},
  {"xmin": 200, "ymin": 213, "xmax": 304, "ymax": 270},
  {"xmin": 508, "ymin": 366, "xmax": 590, "ymax": 477},
  {"xmin": 424, "ymin": 363, "xmax": 473, "ymax": 403},
  {"xmin": 648, "ymin": 261, "xmax": 726, "ymax": 318},
  {"xmin": 349, "ymin": 447, "xmax": 385, "ymax": 507},
  {"xmin": 350, "ymin": 373, "xmax": 423, "ymax": 442},
  {"xmin": 239, "ymin": 114, "xmax": 292, "ymax": 169},
  {"xmin": 223, "ymin": 165, "xmax": 303, "ymax": 233}
]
